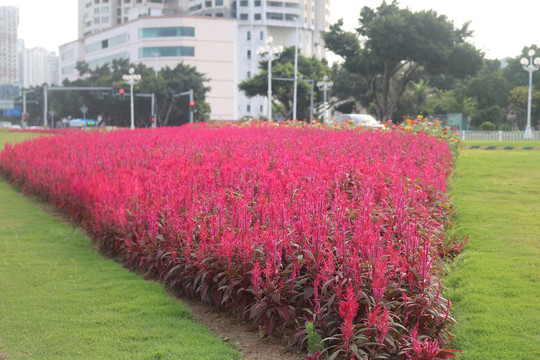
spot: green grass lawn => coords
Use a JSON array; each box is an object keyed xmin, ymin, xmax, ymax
[
  {"xmin": 445, "ymin": 148, "xmax": 540, "ymax": 359},
  {"xmin": 463, "ymin": 140, "xmax": 540, "ymax": 148},
  {"xmin": 0, "ymin": 130, "xmax": 240, "ymax": 360}
]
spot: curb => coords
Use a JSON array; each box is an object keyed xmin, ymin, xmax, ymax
[{"xmin": 464, "ymin": 146, "xmax": 540, "ymax": 151}]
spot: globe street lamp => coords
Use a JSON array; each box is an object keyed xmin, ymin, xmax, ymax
[
  {"xmin": 257, "ymin": 37, "xmax": 283, "ymax": 121},
  {"xmin": 520, "ymin": 49, "xmax": 540, "ymax": 139},
  {"xmin": 317, "ymin": 75, "xmax": 333, "ymax": 123},
  {"xmin": 123, "ymin": 68, "xmax": 141, "ymax": 129}
]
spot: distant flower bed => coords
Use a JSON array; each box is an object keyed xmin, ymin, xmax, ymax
[{"xmin": 0, "ymin": 123, "xmax": 464, "ymax": 359}]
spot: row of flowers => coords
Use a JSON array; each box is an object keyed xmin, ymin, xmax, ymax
[{"xmin": 1, "ymin": 123, "xmax": 464, "ymax": 359}]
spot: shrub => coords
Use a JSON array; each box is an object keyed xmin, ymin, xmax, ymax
[
  {"xmin": 0, "ymin": 123, "xmax": 463, "ymax": 359},
  {"xmin": 479, "ymin": 121, "xmax": 496, "ymax": 131}
]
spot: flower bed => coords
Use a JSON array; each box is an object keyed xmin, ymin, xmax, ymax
[{"xmin": 1, "ymin": 123, "xmax": 463, "ymax": 359}]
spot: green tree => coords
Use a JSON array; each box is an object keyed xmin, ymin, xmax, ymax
[
  {"xmin": 38, "ymin": 60, "xmax": 211, "ymax": 128},
  {"xmin": 503, "ymin": 45, "xmax": 540, "ymax": 89},
  {"xmin": 507, "ymin": 86, "xmax": 540, "ymax": 130},
  {"xmin": 238, "ymin": 47, "xmax": 331, "ymax": 120},
  {"xmin": 464, "ymin": 72, "xmax": 511, "ymax": 109},
  {"xmin": 330, "ymin": 63, "xmax": 370, "ymax": 114},
  {"xmin": 323, "ymin": 0, "xmax": 483, "ymax": 121}
]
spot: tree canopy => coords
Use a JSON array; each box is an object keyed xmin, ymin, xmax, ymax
[
  {"xmin": 323, "ymin": 0, "xmax": 483, "ymax": 121},
  {"xmin": 20, "ymin": 59, "xmax": 210, "ymax": 128},
  {"xmin": 238, "ymin": 47, "xmax": 331, "ymax": 120}
]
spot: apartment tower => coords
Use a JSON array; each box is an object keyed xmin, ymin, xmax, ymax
[{"xmin": 0, "ymin": 6, "xmax": 19, "ymax": 89}]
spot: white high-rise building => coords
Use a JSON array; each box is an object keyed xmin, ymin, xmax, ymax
[
  {"xmin": 19, "ymin": 46, "xmax": 59, "ymax": 88},
  {"xmin": 71, "ymin": 0, "xmax": 330, "ymax": 120},
  {"xmin": 0, "ymin": 6, "xmax": 19, "ymax": 87}
]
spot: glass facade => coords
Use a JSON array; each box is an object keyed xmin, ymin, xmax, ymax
[
  {"xmin": 139, "ymin": 46, "xmax": 195, "ymax": 58},
  {"xmin": 85, "ymin": 33, "xmax": 127, "ymax": 53},
  {"xmin": 87, "ymin": 52, "xmax": 128, "ymax": 68},
  {"xmin": 139, "ymin": 27, "xmax": 195, "ymax": 38}
]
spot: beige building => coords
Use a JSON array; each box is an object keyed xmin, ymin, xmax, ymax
[
  {"xmin": 60, "ymin": 14, "xmax": 237, "ymax": 120},
  {"xmin": 69, "ymin": 0, "xmax": 330, "ymax": 120}
]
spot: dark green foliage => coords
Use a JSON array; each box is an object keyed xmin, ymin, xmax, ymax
[
  {"xmin": 471, "ymin": 105, "xmax": 504, "ymax": 128},
  {"xmin": 479, "ymin": 121, "xmax": 496, "ymax": 130},
  {"xmin": 19, "ymin": 59, "xmax": 210, "ymax": 128},
  {"xmin": 238, "ymin": 47, "xmax": 331, "ymax": 120},
  {"xmin": 324, "ymin": 0, "xmax": 482, "ymax": 121}
]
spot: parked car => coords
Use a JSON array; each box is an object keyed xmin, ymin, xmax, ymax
[{"xmin": 329, "ymin": 114, "xmax": 384, "ymax": 129}]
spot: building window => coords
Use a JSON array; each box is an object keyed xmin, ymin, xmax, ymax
[
  {"xmin": 102, "ymin": 16, "xmax": 110, "ymax": 23},
  {"xmin": 94, "ymin": 17, "xmax": 100, "ymax": 24},
  {"xmin": 215, "ymin": 0, "xmax": 223, "ymax": 5},
  {"xmin": 247, "ymin": 31, "xmax": 251, "ymax": 40},
  {"xmin": 285, "ymin": 14, "xmax": 297, "ymax": 21},
  {"xmin": 284, "ymin": 2, "xmax": 299, "ymax": 8},
  {"xmin": 266, "ymin": 12, "xmax": 283, "ymax": 20},
  {"xmin": 240, "ymin": 13, "xmax": 248, "ymax": 20},
  {"xmin": 102, "ymin": 7, "xmax": 109, "ymax": 13},
  {"xmin": 215, "ymin": 12, "xmax": 224, "ymax": 17},
  {"xmin": 240, "ymin": 0, "xmax": 248, "ymax": 6},
  {"xmin": 61, "ymin": 50, "xmax": 74, "ymax": 60},
  {"xmin": 260, "ymin": 30, "xmax": 264, "ymax": 40},
  {"xmin": 254, "ymin": 13, "xmax": 261, "ymax": 20},
  {"xmin": 247, "ymin": 50, "xmax": 251, "ymax": 59},
  {"xmin": 124, "ymin": 0, "xmax": 130, "ymax": 3},
  {"xmin": 62, "ymin": 66, "xmax": 75, "ymax": 75},
  {"xmin": 247, "ymin": 105, "xmax": 251, "ymax": 113},
  {"xmin": 94, "ymin": 0, "xmax": 100, "ymax": 3},
  {"xmin": 267, "ymin": 1, "xmax": 283, "ymax": 7},
  {"xmin": 139, "ymin": 46, "xmax": 195, "ymax": 58},
  {"xmin": 205, "ymin": 0, "xmax": 212, "ymax": 6},
  {"xmin": 254, "ymin": 0, "xmax": 261, "ymax": 5},
  {"xmin": 139, "ymin": 27, "xmax": 195, "ymax": 38}
]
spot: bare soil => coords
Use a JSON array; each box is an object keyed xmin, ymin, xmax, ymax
[{"xmin": 178, "ymin": 296, "xmax": 306, "ymax": 360}]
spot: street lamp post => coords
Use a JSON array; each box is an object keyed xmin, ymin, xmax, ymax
[
  {"xmin": 48, "ymin": 109, "xmax": 56, "ymax": 128},
  {"xmin": 257, "ymin": 37, "xmax": 283, "ymax": 121},
  {"xmin": 520, "ymin": 49, "xmax": 540, "ymax": 139},
  {"xmin": 123, "ymin": 68, "xmax": 141, "ymax": 130},
  {"xmin": 80, "ymin": 104, "xmax": 88, "ymax": 118},
  {"xmin": 317, "ymin": 75, "xmax": 333, "ymax": 123},
  {"xmin": 293, "ymin": 18, "xmax": 299, "ymax": 121}
]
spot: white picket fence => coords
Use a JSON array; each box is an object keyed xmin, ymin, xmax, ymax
[{"xmin": 460, "ymin": 130, "xmax": 540, "ymax": 141}]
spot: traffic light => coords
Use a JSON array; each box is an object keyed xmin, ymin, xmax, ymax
[
  {"xmin": 112, "ymin": 82, "xmax": 118, "ymax": 95},
  {"xmin": 189, "ymin": 100, "xmax": 195, "ymax": 112},
  {"xmin": 119, "ymin": 88, "xmax": 125, "ymax": 100},
  {"xmin": 150, "ymin": 114, "xmax": 156, "ymax": 128}
]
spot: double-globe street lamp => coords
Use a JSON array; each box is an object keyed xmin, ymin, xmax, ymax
[
  {"xmin": 317, "ymin": 75, "xmax": 333, "ymax": 123},
  {"xmin": 520, "ymin": 49, "xmax": 540, "ymax": 139},
  {"xmin": 257, "ymin": 37, "xmax": 283, "ymax": 121},
  {"xmin": 123, "ymin": 68, "xmax": 142, "ymax": 129}
]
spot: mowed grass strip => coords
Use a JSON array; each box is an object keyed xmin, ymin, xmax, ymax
[
  {"xmin": 0, "ymin": 131, "xmax": 240, "ymax": 360},
  {"xmin": 445, "ymin": 147, "xmax": 540, "ymax": 359}
]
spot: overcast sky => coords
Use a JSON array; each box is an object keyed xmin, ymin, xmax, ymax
[{"xmin": 1, "ymin": 0, "xmax": 538, "ymax": 60}]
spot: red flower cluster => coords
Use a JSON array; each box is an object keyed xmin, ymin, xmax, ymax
[{"xmin": 0, "ymin": 123, "xmax": 462, "ymax": 358}]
